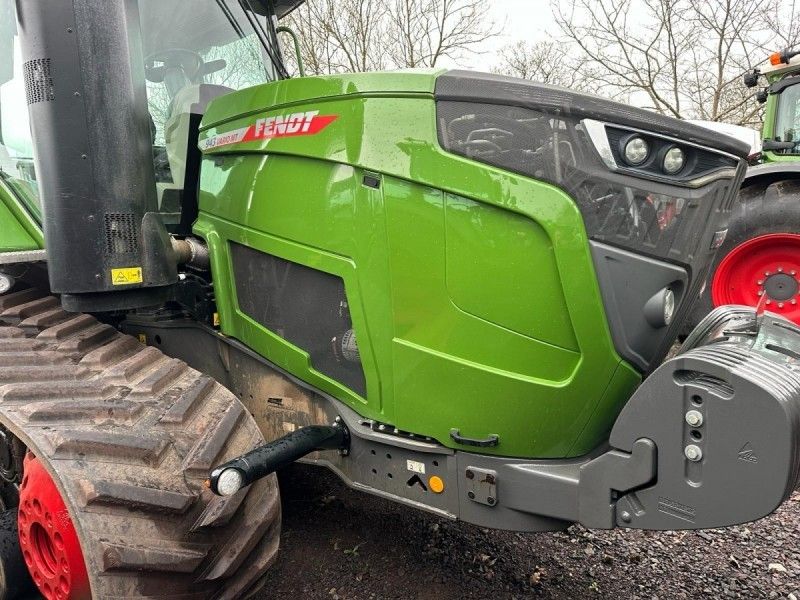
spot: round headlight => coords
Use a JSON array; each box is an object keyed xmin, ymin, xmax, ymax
[
  {"xmin": 216, "ymin": 468, "xmax": 244, "ymax": 496},
  {"xmin": 663, "ymin": 146, "xmax": 685, "ymax": 174},
  {"xmin": 663, "ymin": 288, "xmax": 675, "ymax": 326},
  {"xmin": 0, "ymin": 273, "xmax": 13, "ymax": 295},
  {"xmin": 623, "ymin": 136, "xmax": 649, "ymax": 165}
]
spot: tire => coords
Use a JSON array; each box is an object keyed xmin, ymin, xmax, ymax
[
  {"xmin": 682, "ymin": 178, "xmax": 800, "ymax": 333},
  {"xmin": 0, "ymin": 287, "xmax": 280, "ymax": 599}
]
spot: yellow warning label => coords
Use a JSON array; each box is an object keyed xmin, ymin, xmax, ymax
[
  {"xmin": 213, "ymin": 312, "xmax": 221, "ymax": 327},
  {"xmin": 111, "ymin": 267, "xmax": 143, "ymax": 285},
  {"xmin": 137, "ymin": 333, "xmax": 147, "ymax": 344}
]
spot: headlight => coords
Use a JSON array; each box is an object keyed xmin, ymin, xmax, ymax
[
  {"xmin": 644, "ymin": 287, "xmax": 676, "ymax": 328},
  {"xmin": 624, "ymin": 136, "xmax": 649, "ymax": 165},
  {"xmin": 663, "ymin": 288, "xmax": 675, "ymax": 325},
  {"xmin": 663, "ymin": 146, "xmax": 685, "ymax": 174},
  {"xmin": 215, "ymin": 468, "xmax": 244, "ymax": 496}
]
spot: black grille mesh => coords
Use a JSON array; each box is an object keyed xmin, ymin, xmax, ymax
[
  {"xmin": 23, "ymin": 59, "xmax": 54, "ymax": 104},
  {"xmin": 103, "ymin": 213, "xmax": 139, "ymax": 255}
]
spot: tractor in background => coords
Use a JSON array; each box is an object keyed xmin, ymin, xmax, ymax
[{"xmin": 690, "ymin": 48, "xmax": 800, "ymax": 327}]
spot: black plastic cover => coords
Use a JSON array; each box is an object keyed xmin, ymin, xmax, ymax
[
  {"xmin": 435, "ymin": 71, "xmax": 751, "ymax": 158},
  {"xmin": 16, "ymin": 0, "xmax": 175, "ymax": 310}
]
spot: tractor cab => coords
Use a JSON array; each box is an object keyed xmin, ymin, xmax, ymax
[{"xmin": 0, "ymin": 0, "xmax": 297, "ymax": 227}]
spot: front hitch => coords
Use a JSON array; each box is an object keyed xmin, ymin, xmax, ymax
[{"xmin": 208, "ymin": 420, "xmax": 350, "ymax": 496}]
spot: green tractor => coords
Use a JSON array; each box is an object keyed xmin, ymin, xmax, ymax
[
  {"xmin": 1, "ymin": 1, "xmax": 800, "ymax": 598},
  {"xmin": 690, "ymin": 48, "xmax": 800, "ymax": 327}
]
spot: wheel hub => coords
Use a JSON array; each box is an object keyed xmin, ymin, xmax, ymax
[
  {"xmin": 763, "ymin": 272, "xmax": 799, "ymax": 302},
  {"xmin": 17, "ymin": 454, "xmax": 90, "ymax": 600},
  {"xmin": 711, "ymin": 233, "xmax": 800, "ymax": 324}
]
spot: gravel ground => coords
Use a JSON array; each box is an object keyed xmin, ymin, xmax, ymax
[{"xmin": 256, "ymin": 464, "xmax": 800, "ymax": 600}]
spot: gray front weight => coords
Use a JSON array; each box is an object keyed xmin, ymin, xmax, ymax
[{"xmin": 610, "ymin": 306, "xmax": 800, "ymax": 529}]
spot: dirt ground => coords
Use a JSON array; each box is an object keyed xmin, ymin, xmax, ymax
[{"xmin": 256, "ymin": 465, "xmax": 800, "ymax": 600}]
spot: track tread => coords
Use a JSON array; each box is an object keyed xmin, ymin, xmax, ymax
[{"xmin": 0, "ymin": 296, "xmax": 280, "ymax": 599}]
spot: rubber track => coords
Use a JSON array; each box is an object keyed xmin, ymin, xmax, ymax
[{"xmin": 0, "ymin": 289, "xmax": 281, "ymax": 599}]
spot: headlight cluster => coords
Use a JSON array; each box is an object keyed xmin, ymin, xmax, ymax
[
  {"xmin": 623, "ymin": 135, "xmax": 686, "ymax": 175},
  {"xmin": 603, "ymin": 127, "xmax": 738, "ymax": 185}
]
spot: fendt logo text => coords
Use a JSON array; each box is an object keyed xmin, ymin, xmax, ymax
[{"xmin": 200, "ymin": 110, "xmax": 338, "ymax": 150}]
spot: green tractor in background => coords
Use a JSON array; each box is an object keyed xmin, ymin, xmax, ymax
[
  {"xmin": 2, "ymin": 1, "xmax": 800, "ymax": 598},
  {"xmin": 691, "ymin": 48, "xmax": 800, "ymax": 327}
]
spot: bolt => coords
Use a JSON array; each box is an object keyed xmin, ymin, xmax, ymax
[
  {"xmin": 393, "ymin": 428, "xmax": 399, "ymax": 434},
  {"xmin": 793, "ymin": 300, "xmax": 797, "ymax": 305},
  {"xmin": 468, "ymin": 491, "xmax": 475, "ymax": 499},
  {"xmin": 758, "ymin": 279, "xmax": 764, "ymax": 285},
  {"xmin": 378, "ymin": 424, "xmax": 386, "ymax": 432},
  {"xmin": 485, "ymin": 474, "xmax": 496, "ymax": 484},
  {"xmin": 779, "ymin": 267, "xmax": 784, "ymax": 273},
  {"xmin": 66, "ymin": 27, "xmax": 73, "ymax": 33},
  {"xmin": 335, "ymin": 416, "xmax": 342, "ymax": 423},
  {"xmin": 758, "ymin": 291, "xmax": 764, "ymax": 296},
  {"xmin": 779, "ymin": 302, "xmax": 785, "ymax": 309},
  {"xmin": 766, "ymin": 271, "xmax": 771, "ymax": 276},
  {"xmin": 766, "ymin": 299, "xmax": 772, "ymax": 305},
  {"xmin": 487, "ymin": 497, "xmax": 496, "ymax": 505},
  {"xmin": 466, "ymin": 470, "xmax": 475, "ymax": 480},
  {"xmin": 620, "ymin": 511, "xmax": 632, "ymax": 523},
  {"xmin": 792, "ymin": 271, "xmax": 797, "ymax": 276},
  {"xmin": 684, "ymin": 444, "xmax": 703, "ymax": 462},
  {"xmin": 80, "ymin": 154, "xmax": 87, "ymax": 160},
  {"xmin": 685, "ymin": 410, "xmax": 703, "ymax": 427}
]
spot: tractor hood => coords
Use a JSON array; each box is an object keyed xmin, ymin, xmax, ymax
[
  {"xmin": 436, "ymin": 71, "xmax": 752, "ymax": 159},
  {"xmin": 203, "ymin": 69, "xmax": 751, "ymax": 160},
  {"xmin": 200, "ymin": 70, "xmax": 443, "ymax": 131}
]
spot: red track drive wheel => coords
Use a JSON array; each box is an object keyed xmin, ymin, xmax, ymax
[
  {"xmin": 17, "ymin": 453, "xmax": 90, "ymax": 600},
  {"xmin": 711, "ymin": 233, "xmax": 800, "ymax": 324}
]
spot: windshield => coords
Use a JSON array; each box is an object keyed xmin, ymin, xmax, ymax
[
  {"xmin": 0, "ymin": 0, "xmax": 40, "ymax": 219},
  {"xmin": 140, "ymin": 1, "xmax": 282, "ymax": 144},
  {"xmin": 139, "ymin": 0, "xmax": 283, "ymax": 205},
  {"xmin": 774, "ymin": 82, "xmax": 800, "ymax": 154}
]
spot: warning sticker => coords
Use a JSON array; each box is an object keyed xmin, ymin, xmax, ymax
[
  {"xmin": 111, "ymin": 267, "xmax": 143, "ymax": 285},
  {"xmin": 406, "ymin": 459, "xmax": 426, "ymax": 474}
]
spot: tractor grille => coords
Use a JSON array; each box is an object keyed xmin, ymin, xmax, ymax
[{"xmin": 103, "ymin": 213, "xmax": 139, "ymax": 255}]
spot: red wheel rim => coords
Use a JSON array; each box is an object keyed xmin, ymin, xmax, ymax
[
  {"xmin": 711, "ymin": 233, "xmax": 800, "ymax": 324},
  {"xmin": 17, "ymin": 453, "xmax": 90, "ymax": 600}
]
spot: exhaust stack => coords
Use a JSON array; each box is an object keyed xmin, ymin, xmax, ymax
[{"xmin": 16, "ymin": 0, "xmax": 175, "ymax": 312}]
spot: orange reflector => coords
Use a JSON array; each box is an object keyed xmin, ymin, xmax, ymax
[
  {"xmin": 429, "ymin": 475, "xmax": 445, "ymax": 493},
  {"xmin": 770, "ymin": 51, "xmax": 784, "ymax": 66}
]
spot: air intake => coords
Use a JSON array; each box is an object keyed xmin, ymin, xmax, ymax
[{"xmin": 16, "ymin": 0, "xmax": 176, "ymax": 311}]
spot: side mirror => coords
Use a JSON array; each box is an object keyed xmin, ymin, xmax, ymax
[{"xmin": 743, "ymin": 70, "xmax": 760, "ymax": 88}]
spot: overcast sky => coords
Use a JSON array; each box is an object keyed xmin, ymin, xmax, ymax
[{"xmin": 441, "ymin": 1, "xmax": 557, "ymax": 72}]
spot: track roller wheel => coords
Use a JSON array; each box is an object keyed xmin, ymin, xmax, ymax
[
  {"xmin": 0, "ymin": 289, "xmax": 281, "ymax": 599},
  {"xmin": 711, "ymin": 233, "xmax": 800, "ymax": 324},
  {"xmin": 18, "ymin": 454, "xmax": 89, "ymax": 600}
]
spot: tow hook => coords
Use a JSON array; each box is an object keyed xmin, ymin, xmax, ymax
[{"xmin": 208, "ymin": 419, "xmax": 350, "ymax": 496}]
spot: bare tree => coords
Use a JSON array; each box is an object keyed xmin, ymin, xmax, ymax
[
  {"xmin": 492, "ymin": 40, "xmax": 589, "ymax": 89},
  {"xmin": 283, "ymin": 0, "xmax": 499, "ymax": 74},
  {"xmin": 552, "ymin": 0, "xmax": 769, "ymax": 126},
  {"xmin": 386, "ymin": 0, "xmax": 499, "ymax": 68}
]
